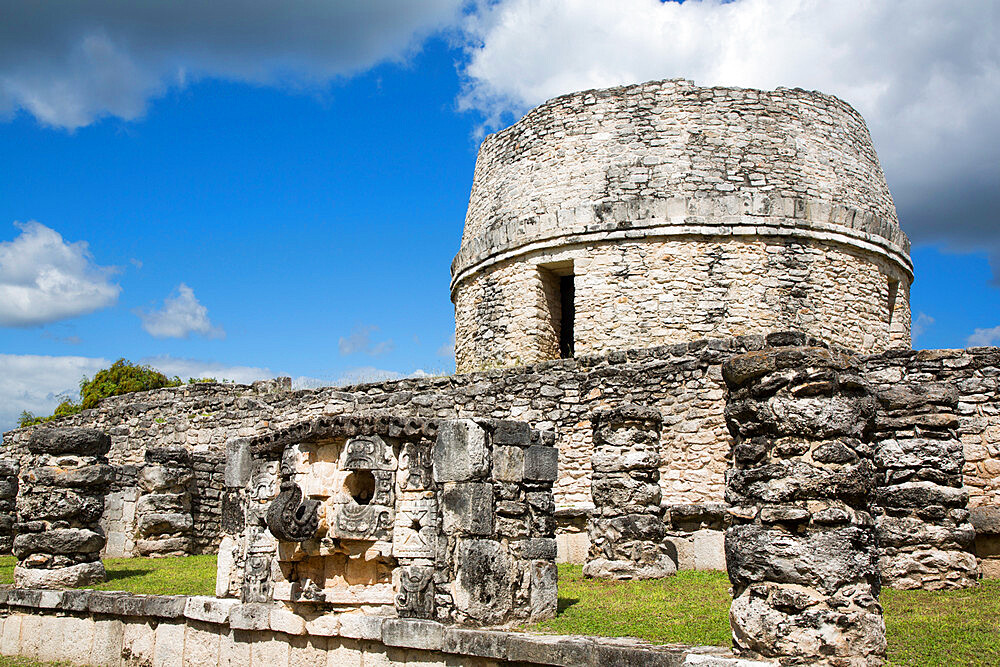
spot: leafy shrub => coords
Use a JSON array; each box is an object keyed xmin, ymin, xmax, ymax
[
  {"xmin": 79, "ymin": 359, "xmax": 182, "ymax": 409},
  {"xmin": 18, "ymin": 359, "xmax": 184, "ymax": 427}
]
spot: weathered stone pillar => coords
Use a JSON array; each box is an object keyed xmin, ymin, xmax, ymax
[
  {"xmin": 15, "ymin": 428, "xmax": 112, "ymax": 588},
  {"xmin": 584, "ymin": 405, "xmax": 676, "ymax": 579},
  {"xmin": 723, "ymin": 348, "xmax": 885, "ymax": 665},
  {"xmin": 872, "ymin": 381, "xmax": 978, "ymax": 589},
  {"xmin": 135, "ymin": 446, "xmax": 194, "ymax": 556},
  {"xmin": 0, "ymin": 461, "xmax": 18, "ymax": 554}
]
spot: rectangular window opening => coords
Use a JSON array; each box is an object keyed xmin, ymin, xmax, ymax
[
  {"xmin": 888, "ymin": 279, "xmax": 899, "ymax": 327},
  {"xmin": 539, "ymin": 263, "xmax": 575, "ymax": 360},
  {"xmin": 559, "ymin": 274, "xmax": 575, "ymax": 358}
]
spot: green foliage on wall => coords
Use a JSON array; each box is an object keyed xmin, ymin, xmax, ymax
[{"xmin": 17, "ymin": 359, "xmax": 183, "ymax": 427}]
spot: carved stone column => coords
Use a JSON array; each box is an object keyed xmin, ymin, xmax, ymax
[
  {"xmin": 584, "ymin": 405, "xmax": 675, "ymax": 579},
  {"xmin": 723, "ymin": 348, "xmax": 886, "ymax": 665},
  {"xmin": 135, "ymin": 446, "xmax": 194, "ymax": 556},
  {"xmin": 15, "ymin": 428, "xmax": 112, "ymax": 588},
  {"xmin": 872, "ymin": 381, "xmax": 977, "ymax": 589}
]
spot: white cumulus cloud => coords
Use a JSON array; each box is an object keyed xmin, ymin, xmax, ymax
[
  {"xmin": 0, "ymin": 353, "xmax": 109, "ymax": 432},
  {"xmin": 968, "ymin": 326, "xmax": 1000, "ymax": 348},
  {"xmin": 333, "ymin": 366, "xmax": 435, "ymax": 386},
  {"xmin": 338, "ymin": 325, "xmax": 394, "ymax": 357},
  {"xmin": 437, "ymin": 334, "xmax": 455, "ymax": 358},
  {"xmin": 0, "ymin": 221, "xmax": 120, "ymax": 327},
  {"xmin": 0, "ymin": 0, "xmax": 466, "ymax": 129},
  {"xmin": 459, "ymin": 0, "xmax": 1000, "ymax": 274},
  {"xmin": 137, "ymin": 284, "xmax": 224, "ymax": 339}
]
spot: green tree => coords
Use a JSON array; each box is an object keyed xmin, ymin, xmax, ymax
[
  {"xmin": 17, "ymin": 410, "xmax": 39, "ymax": 428},
  {"xmin": 79, "ymin": 359, "xmax": 182, "ymax": 409}
]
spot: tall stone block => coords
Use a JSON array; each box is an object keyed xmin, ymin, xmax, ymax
[
  {"xmin": 15, "ymin": 427, "xmax": 112, "ymax": 588},
  {"xmin": 723, "ymin": 348, "xmax": 885, "ymax": 666},
  {"xmin": 135, "ymin": 446, "xmax": 195, "ymax": 556},
  {"xmin": 584, "ymin": 405, "xmax": 675, "ymax": 579},
  {"xmin": 873, "ymin": 382, "xmax": 977, "ymax": 589}
]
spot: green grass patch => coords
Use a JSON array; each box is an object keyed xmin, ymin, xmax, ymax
[
  {"xmin": 0, "ymin": 554, "xmax": 216, "ymax": 596},
  {"xmin": 527, "ymin": 565, "xmax": 1000, "ymax": 667},
  {"xmin": 0, "ymin": 659, "xmax": 76, "ymax": 667},
  {"xmin": 882, "ymin": 578, "xmax": 1000, "ymax": 667},
  {"xmin": 528, "ymin": 564, "xmax": 732, "ymax": 647}
]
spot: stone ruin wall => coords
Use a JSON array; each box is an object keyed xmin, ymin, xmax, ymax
[
  {"xmin": 3, "ymin": 335, "xmax": 999, "ymax": 567},
  {"xmin": 453, "ymin": 79, "xmax": 912, "ymax": 372}
]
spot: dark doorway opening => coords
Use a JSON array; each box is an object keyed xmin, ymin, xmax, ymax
[{"xmin": 559, "ymin": 274, "xmax": 575, "ymax": 359}]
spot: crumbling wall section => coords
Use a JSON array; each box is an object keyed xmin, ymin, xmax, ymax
[{"xmin": 3, "ymin": 337, "xmax": 998, "ymax": 573}]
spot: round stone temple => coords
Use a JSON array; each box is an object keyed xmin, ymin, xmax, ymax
[{"xmin": 451, "ymin": 78, "xmax": 912, "ymax": 373}]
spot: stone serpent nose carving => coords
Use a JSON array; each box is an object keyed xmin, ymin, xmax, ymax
[{"xmin": 265, "ymin": 479, "xmax": 320, "ymax": 542}]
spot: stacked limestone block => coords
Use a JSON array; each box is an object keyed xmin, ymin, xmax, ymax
[
  {"xmin": 873, "ymin": 381, "xmax": 977, "ymax": 589},
  {"xmin": 15, "ymin": 428, "xmax": 112, "ymax": 588},
  {"xmin": 584, "ymin": 405, "xmax": 676, "ymax": 579},
  {"xmin": 218, "ymin": 414, "xmax": 559, "ymax": 627},
  {"xmin": 0, "ymin": 461, "xmax": 18, "ymax": 554},
  {"xmin": 723, "ymin": 348, "xmax": 886, "ymax": 666},
  {"xmin": 135, "ymin": 446, "xmax": 195, "ymax": 556}
]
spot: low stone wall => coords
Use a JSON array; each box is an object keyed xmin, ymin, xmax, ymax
[{"xmin": 0, "ymin": 588, "xmax": 772, "ymax": 667}]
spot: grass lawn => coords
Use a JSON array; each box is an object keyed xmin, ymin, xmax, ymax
[
  {"xmin": 0, "ymin": 555, "xmax": 215, "ymax": 597},
  {"xmin": 0, "ymin": 557, "xmax": 997, "ymax": 666},
  {"xmin": 527, "ymin": 565, "xmax": 1000, "ymax": 667}
]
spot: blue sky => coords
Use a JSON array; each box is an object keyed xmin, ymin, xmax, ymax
[{"xmin": 1, "ymin": 0, "xmax": 998, "ymax": 431}]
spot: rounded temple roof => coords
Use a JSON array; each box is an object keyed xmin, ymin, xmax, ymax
[{"xmin": 452, "ymin": 79, "xmax": 910, "ymax": 292}]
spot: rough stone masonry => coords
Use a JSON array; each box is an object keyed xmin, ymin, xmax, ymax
[
  {"xmin": 14, "ymin": 428, "xmax": 112, "ymax": 588},
  {"xmin": 723, "ymin": 347, "xmax": 885, "ymax": 666},
  {"xmin": 1, "ymin": 78, "xmax": 998, "ymax": 594},
  {"xmin": 584, "ymin": 405, "xmax": 676, "ymax": 579}
]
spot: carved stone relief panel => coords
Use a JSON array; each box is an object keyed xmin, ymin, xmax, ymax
[
  {"xmin": 393, "ymin": 497, "xmax": 438, "ymax": 558},
  {"xmin": 395, "ymin": 565, "xmax": 435, "ymax": 618},
  {"xmin": 399, "ymin": 442, "xmax": 434, "ymax": 491},
  {"xmin": 329, "ymin": 435, "xmax": 396, "ymax": 542}
]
